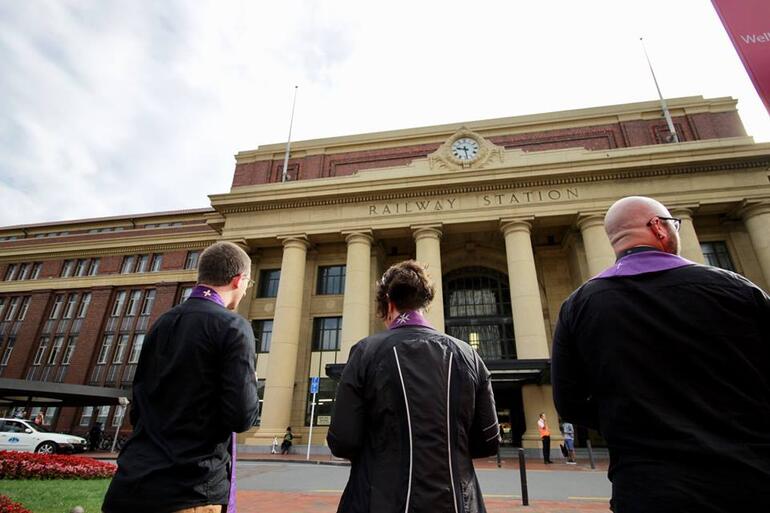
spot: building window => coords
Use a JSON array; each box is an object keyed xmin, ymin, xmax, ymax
[
  {"xmin": 32, "ymin": 337, "xmax": 49, "ymax": 365},
  {"xmin": 0, "ymin": 338, "xmax": 15, "ymax": 366},
  {"xmin": 4, "ymin": 297, "xmax": 20, "ymax": 321},
  {"xmin": 95, "ymin": 405, "xmax": 110, "ymax": 425},
  {"xmin": 701, "ymin": 241, "xmax": 736, "ymax": 272},
  {"xmin": 47, "ymin": 336, "xmax": 65, "ymax": 365},
  {"xmin": 74, "ymin": 259, "xmax": 89, "ymax": 277},
  {"xmin": 135, "ymin": 254, "xmax": 150, "ymax": 273},
  {"xmin": 43, "ymin": 407, "xmax": 57, "ymax": 426},
  {"xmin": 184, "ymin": 251, "xmax": 200, "ymax": 270},
  {"xmin": 88, "ymin": 258, "xmax": 100, "ymax": 276},
  {"xmin": 120, "ymin": 255, "xmax": 136, "ymax": 274},
  {"xmin": 312, "ymin": 317, "xmax": 342, "ymax": 351},
  {"xmin": 61, "ymin": 336, "xmax": 77, "ymax": 365},
  {"xmin": 178, "ymin": 286, "xmax": 194, "ymax": 305},
  {"xmin": 30, "ymin": 263, "xmax": 42, "ymax": 280},
  {"xmin": 77, "ymin": 293, "xmax": 92, "ymax": 319},
  {"xmin": 140, "ymin": 290, "xmax": 156, "ymax": 316},
  {"xmin": 112, "ymin": 334, "xmax": 129, "ymax": 364},
  {"xmin": 16, "ymin": 297, "xmax": 30, "ymax": 321},
  {"xmin": 125, "ymin": 290, "xmax": 142, "ymax": 317},
  {"xmin": 17, "ymin": 263, "xmax": 30, "ymax": 281},
  {"xmin": 150, "ymin": 253, "xmax": 163, "ymax": 272},
  {"xmin": 49, "ymin": 295, "xmax": 65, "ymax": 320},
  {"xmin": 257, "ymin": 269, "xmax": 280, "ymax": 298},
  {"xmin": 61, "ymin": 260, "xmax": 75, "ymax": 278},
  {"xmin": 252, "ymin": 320, "xmax": 273, "ymax": 353},
  {"xmin": 97, "ymin": 335, "xmax": 114, "ymax": 364},
  {"xmin": 79, "ymin": 406, "xmax": 94, "ymax": 427},
  {"xmin": 4, "ymin": 264, "xmax": 17, "ymax": 281},
  {"xmin": 62, "ymin": 293, "xmax": 78, "ymax": 319},
  {"xmin": 128, "ymin": 333, "xmax": 145, "ymax": 364},
  {"xmin": 317, "ymin": 265, "xmax": 346, "ymax": 295},
  {"xmin": 111, "ymin": 291, "xmax": 127, "ymax": 317},
  {"xmin": 254, "ymin": 379, "xmax": 265, "ymax": 426},
  {"xmin": 305, "ymin": 377, "xmax": 336, "ymax": 427}
]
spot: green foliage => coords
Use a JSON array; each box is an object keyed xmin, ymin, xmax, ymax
[{"xmin": 1, "ymin": 479, "xmax": 111, "ymax": 513}]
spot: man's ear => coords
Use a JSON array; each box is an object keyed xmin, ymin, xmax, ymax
[{"xmin": 230, "ymin": 274, "xmax": 243, "ymax": 290}]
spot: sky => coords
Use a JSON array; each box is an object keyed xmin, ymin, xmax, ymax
[{"xmin": 1, "ymin": 0, "xmax": 768, "ymax": 227}]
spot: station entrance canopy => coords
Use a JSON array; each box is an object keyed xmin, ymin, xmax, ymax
[{"xmin": 0, "ymin": 378, "xmax": 128, "ymax": 407}]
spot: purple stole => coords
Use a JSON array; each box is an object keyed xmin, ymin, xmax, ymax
[
  {"xmin": 388, "ymin": 310, "xmax": 435, "ymax": 330},
  {"xmin": 593, "ymin": 248, "xmax": 695, "ymax": 280},
  {"xmin": 188, "ymin": 286, "xmax": 237, "ymax": 513}
]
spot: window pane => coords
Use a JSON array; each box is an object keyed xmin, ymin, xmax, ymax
[
  {"xmin": 97, "ymin": 335, "xmax": 114, "ymax": 364},
  {"xmin": 79, "ymin": 406, "xmax": 93, "ymax": 427},
  {"xmin": 312, "ymin": 317, "xmax": 342, "ymax": 351},
  {"xmin": 49, "ymin": 295, "xmax": 64, "ymax": 319},
  {"xmin": 136, "ymin": 254, "xmax": 149, "ymax": 273},
  {"xmin": 317, "ymin": 266, "xmax": 346, "ymax": 295},
  {"xmin": 258, "ymin": 270, "xmax": 280, "ymax": 298},
  {"xmin": 121, "ymin": 256, "xmax": 136, "ymax": 274},
  {"xmin": 150, "ymin": 254, "xmax": 163, "ymax": 272},
  {"xmin": 88, "ymin": 258, "xmax": 100, "ymax": 276},
  {"xmin": 113, "ymin": 335, "xmax": 129, "ymax": 363},
  {"xmin": 252, "ymin": 320, "xmax": 273, "ymax": 353},
  {"xmin": 111, "ymin": 291, "xmax": 126, "ymax": 317},
  {"xmin": 305, "ymin": 378, "xmax": 337, "ymax": 426},
  {"xmin": 77, "ymin": 293, "xmax": 92, "ymax": 318},
  {"xmin": 184, "ymin": 251, "xmax": 200, "ymax": 270},
  {"xmin": 128, "ymin": 333, "xmax": 145, "ymax": 364},
  {"xmin": 701, "ymin": 241, "xmax": 735, "ymax": 272},
  {"xmin": 141, "ymin": 290, "xmax": 156, "ymax": 316}
]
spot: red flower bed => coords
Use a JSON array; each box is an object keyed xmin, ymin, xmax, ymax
[
  {"xmin": 0, "ymin": 450, "xmax": 116, "ymax": 479},
  {"xmin": 0, "ymin": 495, "xmax": 33, "ymax": 513}
]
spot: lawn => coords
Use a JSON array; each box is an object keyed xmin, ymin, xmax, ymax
[{"xmin": 2, "ymin": 479, "xmax": 111, "ymax": 513}]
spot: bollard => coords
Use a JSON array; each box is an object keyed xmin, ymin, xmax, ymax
[
  {"xmin": 586, "ymin": 439, "xmax": 596, "ymax": 469},
  {"xmin": 518, "ymin": 448, "xmax": 529, "ymax": 506},
  {"xmin": 496, "ymin": 448, "xmax": 501, "ymax": 468}
]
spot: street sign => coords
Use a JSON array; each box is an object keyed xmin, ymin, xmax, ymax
[{"xmin": 310, "ymin": 376, "xmax": 320, "ymax": 394}]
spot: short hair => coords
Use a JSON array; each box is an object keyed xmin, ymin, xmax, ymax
[
  {"xmin": 375, "ymin": 260, "xmax": 435, "ymax": 319},
  {"xmin": 197, "ymin": 241, "xmax": 252, "ymax": 286}
]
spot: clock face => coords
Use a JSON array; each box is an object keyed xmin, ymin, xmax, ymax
[{"xmin": 451, "ymin": 137, "xmax": 480, "ymax": 161}]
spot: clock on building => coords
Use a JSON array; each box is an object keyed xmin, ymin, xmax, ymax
[{"xmin": 450, "ymin": 137, "xmax": 480, "ymax": 162}]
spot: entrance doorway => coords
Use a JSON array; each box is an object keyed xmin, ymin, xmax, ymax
[{"xmin": 443, "ymin": 266, "xmax": 524, "ymax": 445}]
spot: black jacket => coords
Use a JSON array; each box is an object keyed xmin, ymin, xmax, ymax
[
  {"xmin": 103, "ymin": 298, "xmax": 259, "ymax": 513},
  {"xmin": 328, "ymin": 326, "xmax": 499, "ymax": 513},
  {"xmin": 553, "ymin": 264, "xmax": 770, "ymax": 511}
]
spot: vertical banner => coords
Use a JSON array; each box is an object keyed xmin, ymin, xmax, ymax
[{"xmin": 712, "ymin": 0, "xmax": 770, "ymax": 114}]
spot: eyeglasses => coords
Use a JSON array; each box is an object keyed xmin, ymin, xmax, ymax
[
  {"xmin": 647, "ymin": 216, "xmax": 681, "ymax": 232},
  {"xmin": 242, "ymin": 276, "xmax": 255, "ymax": 289}
]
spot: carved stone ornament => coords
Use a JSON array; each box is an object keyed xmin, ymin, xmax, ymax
[{"xmin": 428, "ymin": 127, "xmax": 505, "ymax": 171}]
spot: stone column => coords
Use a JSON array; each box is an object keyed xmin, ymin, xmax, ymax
[
  {"xmin": 500, "ymin": 218, "xmax": 556, "ymax": 449},
  {"xmin": 339, "ymin": 231, "xmax": 374, "ymax": 361},
  {"xmin": 412, "ymin": 225, "xmax": 445, "ymax": 331},
  {"xmin": 577, "ymin": 214, "xmax": 616, "ymax": 277},
  {"xmin": 669, "ymin": 207, "xmax": 705, "ymax": 264},
  {"xmin": 236, "ymin": 248, "xmax": 260, "ymax": 319},
  {"xmin": 259, "ymin": 236, "xmax": 310, "ymax": 435},
  {"xmin": 742, "ymin": 201, "xmax": 770, "ymax": 289}
]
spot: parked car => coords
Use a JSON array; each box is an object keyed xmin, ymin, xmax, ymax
[{"xmin": 0, "ymin": 418, "xmax": 88, "ymax": 454}]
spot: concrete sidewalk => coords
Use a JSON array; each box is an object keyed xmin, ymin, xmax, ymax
[{"xmin": 235, "ymin": 491, "xmax": 610, "ymax": 513}]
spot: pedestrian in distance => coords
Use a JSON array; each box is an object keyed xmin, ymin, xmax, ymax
[
  {"xmin": 88, "ymin": 421, "xmax": 103, "ymax": 452},
  {"xmin": 328, "ymin": 260, "xmax": 500, "ymax": 513},
  {"xmin": 280, "ymin": 426, "xmax": 293, "ymax": 455},
  {"xmin": 537, "ymin": 413, "xmax": 554, "ymax": 464},
  {"xmin": 102, "ymin": 241, "xmax": 259, "ymax": 513},
  {"xmin": 552, "ymin": 196, "xmax": 770, "ymax": 513},
  {"xmin": 561, "ymin": 421, "xmax": 576, "ymax": 464},
  {"xmin": 33, "ymin": 412, "xmax": 44, "ymax": 426}
]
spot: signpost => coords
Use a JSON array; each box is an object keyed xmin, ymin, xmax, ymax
[
  {"xmin": 112, "ymin": 397, "xmax": 130, "ymax": 453},
  {"xmin": 307, "ymin": 377, "xmax": 320, "ymax": 460}
]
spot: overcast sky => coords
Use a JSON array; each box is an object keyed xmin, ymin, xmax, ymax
[{"xmin": 1, "ymin": 0, "xmax": 768, "ymax": 227}]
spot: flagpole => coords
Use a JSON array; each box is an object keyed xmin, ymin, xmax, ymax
[
  {"xmin": 281, "ymin": 85, "xmax": 299, "ymax": 183},
  {"xmin": 640, "ymin": 38, "xmax": 679, "ymax": 143}
]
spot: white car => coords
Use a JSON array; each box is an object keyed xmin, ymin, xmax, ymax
[{"xmin": 0, "ymin": 418, "xmax": 88, "ymax": 454}]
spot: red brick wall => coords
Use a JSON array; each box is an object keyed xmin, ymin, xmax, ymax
[
  {"xmin": 162, "ymin": 250, "xmax": 188, "ymax": 271},
  {"xmin": 232, "ymin": 112, "xmax": 743, "ymax": 188}
]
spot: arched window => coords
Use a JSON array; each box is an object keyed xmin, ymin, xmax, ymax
[{"xmin": 443, "ymin": 267, "xmax": 516, "ymax": 360}]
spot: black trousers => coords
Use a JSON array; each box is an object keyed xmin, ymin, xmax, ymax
[{"xmin": 541, "ymin": 435, "xmax": 551, "ymax": 463}]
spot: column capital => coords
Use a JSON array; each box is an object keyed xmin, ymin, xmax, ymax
[
  {"xmin": 668, "ymin": 203, "xmax": 700, "ymax": 220},
  {"xmin": 738, "ymin": 199, "xmax": 770, "ymax": 220},
  {"xmin": 575, "ymin": 212, "xmax": 606, "ymax": 231},
  {"xmin": 224, "ymin": 238, "xmax": 250, "ymax": 252},
  {"xmin": 411, "ymin": 224, "xmax": 442, "ymax": 241},
  {"xmin": 500, "ymin": 217, "xmax": 533, "ymax": 236},
  {"xmin": 342, "ymin": 230, "xmax": 374, "ymax": 246},
  {"xmin": 278, "ymin": 234, "xmax": 311, "ymax": 250}
]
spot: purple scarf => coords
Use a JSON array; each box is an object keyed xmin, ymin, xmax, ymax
[
  {"xmin": 388, "ymin": 310, "xmax": 434, "ymax": 330},
  {"xmin": 593, "ymin": 248, "xmax": 695, "ymax": 280},
  {"xmin": 188, "ymin": 286, "xmax": 237, "ymax": 513}
]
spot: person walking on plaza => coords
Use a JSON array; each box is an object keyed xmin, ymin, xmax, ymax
[
  {"xmin": 102, "ymin": 241, "xmax": 259, "ymax": 513},
  {"xmin": 537, "ymin": 413, "xmax": 553, "ymax": 464},
  {"xmin": 280, "ymin": 426, "xmax": 293, "ymax": 455},
  {"xmin": 88, "ymin": 421, "xmax": 103, "ymax": 451},
  {"xmin": 328, "ymin": 260, "xmax": 500, "ymax": 513},
  {"xmin": 552, "ymin": 196, "xmax": 770, "ymax": 512},
  {"xmin": 561, "ymin": 421, "xmax": 576, "ymax": 464}
]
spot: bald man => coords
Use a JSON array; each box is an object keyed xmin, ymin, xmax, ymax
[{"xmin": 552, "ymin": 196, "xmax": 770, "ymax": 513}]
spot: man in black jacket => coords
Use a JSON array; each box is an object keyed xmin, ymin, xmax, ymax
[
  {"xmin": 553, "ymin": 196, "xmax": 770, "ymax": 513},
  {"xmin": 329, "ymin": 261, "xmax": 499, "ymax": 513},
  {"xmin": 103, "ymin": 241, "xmax": 259, "ymax": 513}
]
